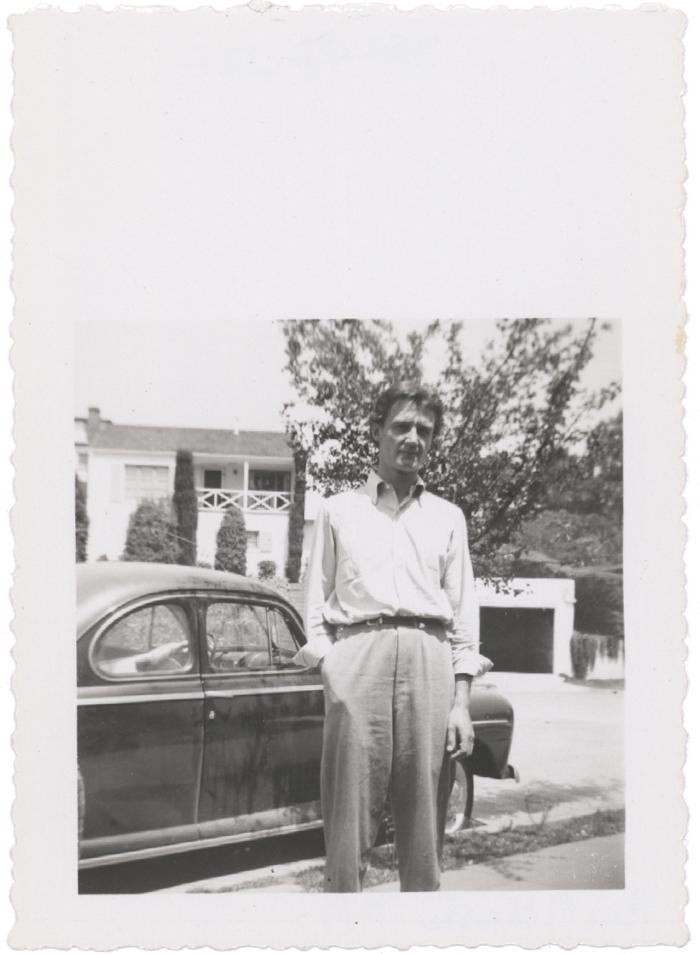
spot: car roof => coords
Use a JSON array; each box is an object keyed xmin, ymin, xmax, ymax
[{"xmin": 76, "ymin": 562, "xmax": 283, "ymax": 638}]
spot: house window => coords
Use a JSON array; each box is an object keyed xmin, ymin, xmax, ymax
[
  {"xmin": 203, "ymin": 469, "xmax": 223, "ymax": 489},
  {"xmin": 250, "ymin": 470, "xmax": 291, "ymax": 492},
  {"xmin": 93, "ymin": 602, "xmax": 194, "ymax": 679},
  {"xmin": 125, "ymin": 465, "xmax": 170, "ymax": 500},
  {"xmin": 246, "ymin": 531, "xmax": 260, "ymax": 549}
]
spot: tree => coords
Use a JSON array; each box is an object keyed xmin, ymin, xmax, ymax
[
  {"xmin": 281, "ymin": 319, "xmax": 620, "ymax": 577},
  {"xmin": 122, "ymin": 500, "xmax": 180, "ymax": 564},
  {"xmin": 75, "ymin": 476, "xmax": 89, "ymax": 562},
  {"xmin": 214, "ymin": 507, "xmax": 247, "ymax": 575},
  {"xmin": 173, "ymin": 449, "xmax": 198, "ymax": 565},
  {"xmin": 540, "ymin": 412, "xmax": 623, "ymax": 518},
  {"xmin": 285, "ymin": 446, "xmax": 307, "ymax": 582}
]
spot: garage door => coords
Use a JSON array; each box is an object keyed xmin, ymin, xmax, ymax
[{"xmin": 480, "ymin": 607, "xmax": 555, "ymax": 673}]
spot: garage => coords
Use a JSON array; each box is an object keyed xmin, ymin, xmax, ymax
[
  {"xmin": 475, "ymin": 578, "xmax": 576, "ymax": 678},
  {"xmin": 480, "ymin": 606, "xmax": 555, "ymax": 673}
]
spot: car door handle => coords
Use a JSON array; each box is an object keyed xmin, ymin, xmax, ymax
[{"xmin": 207, "ymin": 710, "xmax": 216, "ymax": 721}]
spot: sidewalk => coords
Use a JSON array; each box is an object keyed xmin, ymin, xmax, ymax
[{"xmin": 367, "ymin": 833, "xmax": 624, "ymax": 892}]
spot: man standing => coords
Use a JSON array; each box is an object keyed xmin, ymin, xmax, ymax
[{"xmin": 295, "ymin": 382, "xmax": 492, "ymax": 892}]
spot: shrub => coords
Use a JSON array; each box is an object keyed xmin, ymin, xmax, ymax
[
  {"xmin": 570, "ymin": 631, "xmax": 623, "ymax": 680},
  {"xmin": 122, "ymin": 500, "xmax": 180, "ymax": 564},
  {"xmin": 570, "ymin": 633, "xmax": 598, "ymax": 680},
  {"xmin": 572, "ymin": 569, "xmax": 624, "ymax": 638},
  {"xmin": 258, "ymin": 560, "xmax": 277, "ymax": 580},
  {"xmin": 75, "ymin": 476, "xmax": 89, "ymax": 562},
  {"xmin": 173, "ymin": 449, "xmax": 198, "ymax": 566},
  {"xmin": 214, "ymin": 507, "xmax": 247, "ymax": 575}
]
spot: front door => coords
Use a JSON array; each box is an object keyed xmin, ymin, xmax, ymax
[
  {"xmin": 197, "ymin": 595, "xmax": 324, "ymax": 842},
  {"xmin": 78, "ymin": 598, "xmax": 204, "ymax": 864}
]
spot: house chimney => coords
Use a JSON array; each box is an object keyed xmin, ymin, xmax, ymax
[{"xmin": 87, "ymin": 407, "xmax": 102, "ymax": 442}]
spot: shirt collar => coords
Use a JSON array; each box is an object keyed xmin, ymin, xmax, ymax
[{"xmin": 366, "ymin": 471, "xmax": 425, "ymax": 506}]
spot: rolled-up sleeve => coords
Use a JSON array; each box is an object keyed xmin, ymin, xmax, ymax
[
  {"xmin": 443, "ymin": 509, "xmax": 493, "ymax": 678},
  {"xmin": 292, "ymin": 501, "xmax": 337, "ymax": 669}
]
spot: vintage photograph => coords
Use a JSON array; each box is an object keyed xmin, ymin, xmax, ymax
[
  {"xmin": 9, "ymin": 4, "xmax": 686, "ymax": 946},
  {"xmin": 75, "ymin": 317, "xmax": 623, "ymax": 894}
]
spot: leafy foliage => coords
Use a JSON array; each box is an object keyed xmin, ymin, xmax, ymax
[
  {"xmin": 511, "ymin": 509, "xmax": 622, "ymax": 567},
  {"xmin": 281, "ymin": 319, "xmax": 620, "ymax": 577},
  {"xmin": 572, "ymin": 569, "xmax": 624, "ymax": 638},
  {"xmin": 122, "ymin": 500, "xmax": 180, "ymax": 564},
  {"xmin": 75, "ymin": 476, "xmax": 89, "ymax": 562},
  {"xmin": 539, "ymin": 413, "xmax": 623, "ymax": 518},
  {"xmin": 257, "ymin": 559, "xmax": 277, "ymax": 580},
  {"xmin": 173, "ymin": 449, "xmax": 198, "ymax": 566},
  {"xmin": 214, "ymin": 506, "xmax": 247, "ymax": 575}
]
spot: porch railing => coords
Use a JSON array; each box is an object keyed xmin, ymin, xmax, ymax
[{"xmin": 196, "ymin": 488, "xmax": 291, "ymax": 513}]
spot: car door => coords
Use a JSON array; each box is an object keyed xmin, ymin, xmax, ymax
[
  {"xmin": 78, "ymin": 596, "xmax": 205, "ymax": 865},
  {"xmin": 197, "ymin": 593, "xmax": 325, "ymax": 843}
]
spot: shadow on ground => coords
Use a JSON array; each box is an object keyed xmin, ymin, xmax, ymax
[{"xmin": 472, "ymin": 776, "xmax": 624, "ymax": 824}]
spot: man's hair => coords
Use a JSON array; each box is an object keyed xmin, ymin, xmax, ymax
[{"xmin": 370, "ymin": 381, "xmax": 444, "ymax": 440}]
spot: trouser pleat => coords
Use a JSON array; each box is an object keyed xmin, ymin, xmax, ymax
[{"xmin": 320, "ymin": 625, "xmax": 453, "ymax": 893}]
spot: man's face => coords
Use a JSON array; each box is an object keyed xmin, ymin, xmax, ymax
[{"xmin": 373, "ymin": 399, "xmax": 437, "ymax": 477}]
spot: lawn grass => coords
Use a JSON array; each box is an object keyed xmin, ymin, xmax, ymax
[{"xmin": 214, "ymin": 807, "xmax": 625, "ymax": 893}]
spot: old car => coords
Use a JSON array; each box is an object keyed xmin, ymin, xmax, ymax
[{"xmin": 77, "ymin": 562, "xmax": 516, "ymax": 868}]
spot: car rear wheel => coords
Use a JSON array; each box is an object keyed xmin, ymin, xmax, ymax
[{"xmin": 445, "ymin": 761, "xmax": 474, "ymax": 834}]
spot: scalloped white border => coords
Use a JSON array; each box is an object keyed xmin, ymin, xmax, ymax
[{"xmin": 4, "ymin": 1, "xmax": 693, "ymax": 949}]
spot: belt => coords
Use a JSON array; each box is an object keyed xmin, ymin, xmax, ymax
[{"xmin": 338, "ymin": 615, "xmax": 443, "ymax": 631}]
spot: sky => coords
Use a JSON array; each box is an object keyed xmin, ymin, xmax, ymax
[{"xmin": 75, "ymin": 318, "xmax": 621, "ymax": 432}]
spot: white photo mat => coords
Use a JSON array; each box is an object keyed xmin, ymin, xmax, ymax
[{"xmin": 9, "ymin": 4, "xmax": 687, "ymax": 947}]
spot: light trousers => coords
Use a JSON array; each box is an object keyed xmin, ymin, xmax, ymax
[{"xmin": 320, "ymin": 621, "xmax": 455, "ymax": 892}]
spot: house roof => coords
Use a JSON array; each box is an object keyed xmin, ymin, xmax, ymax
[{"xmin": 90, "ymin": 422, "xmax": 292, "ymax": 458}]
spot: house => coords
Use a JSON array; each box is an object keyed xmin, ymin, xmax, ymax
[{"xmin": 78, "ymin": 407, "xmax": 313, "ymax": 572}]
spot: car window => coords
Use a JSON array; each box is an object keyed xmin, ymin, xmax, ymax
[
  {"xmin": 268, "ymin": 608, "xmax": 302, "ymax": 668},
  {"xmin": 206, "ymin": 602, "xmax": 271, "ymax": 672},
  {"xmin": 93, "ymin": 603, "xmax": 194, "ymax": 679}
]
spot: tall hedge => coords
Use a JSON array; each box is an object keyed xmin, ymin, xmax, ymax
[
  {"xmin": 572, "ymin": 568, "xmax": 624, "ymax": 638},
  {"xmin": 214, "ymin": 506, "xmax": 247, "ymax": 575},
  {"xmin": 122, "ymin": 500, "xmax": 180, "ymax": 564},
  {"xmin": 75, "ymin": 476, "xmax": 89, "ymax": 562},
  {"xmin": 286, "ymin": 447, "xmax": 307, "ymax": 582},
  {"xmin": 173, "ymin": 449, "xmax": 198, "ymax": 566}
]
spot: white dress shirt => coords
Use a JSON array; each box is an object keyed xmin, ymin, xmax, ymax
[{"xmin": 294, "ymin": 472, "xmax": 493, "ymax": 677}]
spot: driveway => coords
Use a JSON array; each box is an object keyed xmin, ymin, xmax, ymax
[{"xmin": 470, "ymin": 674, "xmax": 624, "ymax": 828}]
